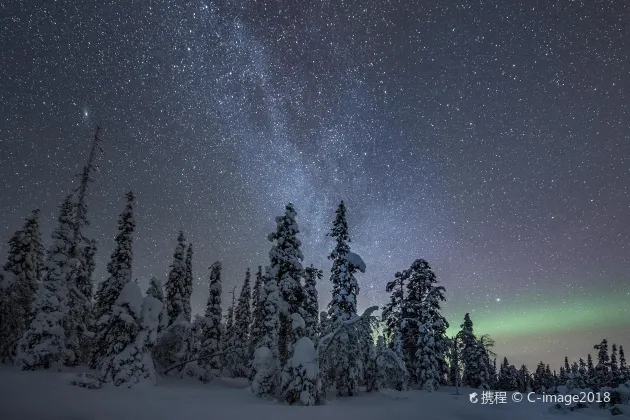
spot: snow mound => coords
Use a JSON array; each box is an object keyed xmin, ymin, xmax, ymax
[{"xmin": 346, "ymin": 252, "xmax": 366, "ymax": 272}]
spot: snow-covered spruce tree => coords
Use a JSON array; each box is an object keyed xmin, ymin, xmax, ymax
[
  {"xmin": 251, "ymin": 267, "xmax": 281, "ymax": 397},
  {"xmin": 586, "ymin": 353, "xmax": 596, "ymax": 388},
  {"xmin": 459, "ymin": 313, "xmax": 490, "ymax": 389},
  {"xmin": 594, "ymin": 339, "xmax": 610, "ymax": 389},
  {"xmin": 0, "ymin": 209, "xmax": 44, "ymax": 362},
  {"xmin": 303, "ymin": 265, "xmax": 321, "ymax": 344},
  {"xmin": 98, "ymin": 281, "xmax": 162, "ymax": 387},
  {"xmin": 403, "ymin": 259, "xmax": 448, "ymax": 389},
  {"xmin": 221, "ymin": 286, "xmax": 242, "ymax": 375},
  {"xmin": 90, "ymin": 192, "xmax": 136, "ymax": 369},
  {"xmin": 497, "ymin": 357, "xmax": 519, "ymax": 391},
  {"xmin": 231, "ymin": 268, "xmax": 252, "ymax": 377},
  {"xmin": 165, "ymin": 231, "xmax": 187, "ymax": 325},
  {"xmin": 518, "ymin": 364, "xmax": 530, "ymax": 393},
  {"xmin": 183, "ymin": 243, "xmax": 193, "ymax": 322},
  {"xmin": 323, "ymin": 201, "xmax": 366, "ymax": 397},
  {"xmin": 267, "ymin": 203, "xmax": 305, "ymax": 367},
  {"xmin": 620, "ymin": 346, "xmax": 628, "ymax": 383},
  {"xmin": 282, "ymin": 333, "xmax": 324, "ymax": 405},
  {"xmin": 154, "ymin": 231, "xmax": 195, "ymax": 372},
  {"xmin": 415, "ymin": 318, "xmax": 441, "ymax": 391},
  {"xmin": 611, "ymin": 343, "xmax": 620, "ymax": 386},
  {"xmin": 566, "ymin": 361, "xmax": 585, "ymax": 390},
  {"xmin": 382, "ymin": 270, "xmax": 405, "ymax": 350},
  {"xmin": 67, "ymin": 126, "xmax": 104, "ymax": 366},
  {"xmin": 146, "ymin": 277, "xmax": 167, "ymax": 335},
  {"xmin": 198, "ymin": 262, "xmax": 223, "ymax": 370},
  {"xmin": 248, "ymin": 266, "xmax": 264, "ymax": 360},
  {"xmin": 16, "ymin": 198, "xmax": 74, "ymax": 370}
]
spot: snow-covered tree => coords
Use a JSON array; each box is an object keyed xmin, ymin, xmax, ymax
[
  {"xmin": 518, "ymin": 364, "xmax": 530, "ymax": 392},
  {"xmin": 611, "ymin": 343, "xmax": 620, "ymax": 386},
  {"xmin": 0, "ymin": 209, "xmax": 44, "ymax": 362},
  {"xmin": 382, "ymin": 270, "xmax": 405, "ymax": 350},
  {"xmin": 323, "ymin": 201, "xmax": 366, "ymax": 397},
  {"xmin": 586, "ymin": 353, "xmax": 596, "ymax": 388},
  {"xmin": 267, "ymin": 203, "xmax": 305, "ymax": 367},
  {"xmin": 249, "ymin": 266, "xmax": 264, "ymax": 359},
  {"xmin": 146, "ymin": 277, "xmax": 167, "ymax": 335},
  {"xmin": 17, "ymin": 198, "xmax": 74, "ymax": 370},
  {"xmin": 402, "ymin": 259, "xmax": 448, "ymax": 388},
  {"xmin": 620, "ymin": 346, "xmax": 628, "ymax": 383},
  {"xmin": 282, "ymin": 336, "xmax": 323, "ymax": 405},
  {"xmin": 90, "ymin": 192, "xmax": 136, "ymax": 369},
  {"xmin": 302, "ymin": 265, "xmax": 321, "ymax": 343},
  {"xmin": 164, "ymin": 231, "xmax": 187, "ymax": 326},
  {"xmin": 99, "ymin": 281, "xmax": 161, "ymax": 387},
  {"xmin": 459, "ymin": 313, "xmax": 490, "ymax": 389},
  {"xmin": 231, "ymin": 268, "xmax": 252, "ymax": 377},
  {"xmin": 251, "ymin": 268, "xmax": 281, "ymax": 397},
  {"xmin": 67, "ymin": 126, "xmax": 103, "ymax": 366},
  {"xmin": 497, "ymin": 357, "xmax": 519, "ymax": 391},
  {"xmin": 198, "ymin": 262, "xmax": 222, "ymax": 370},
  {"xmin": 594, "ymin": 339, "xmax": 610, "ymax": 388},
  {"xmin": 221, "ymin": 286, "xmax": 238, "ymax": 374},
  {"xmin": 183, "ymin": 243, "xmax": 193, "ymax": 322}
]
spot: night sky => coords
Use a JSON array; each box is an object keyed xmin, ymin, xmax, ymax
[{"xmin": 1, "ymin": 1, "xmax": 628, "ymax": 369}]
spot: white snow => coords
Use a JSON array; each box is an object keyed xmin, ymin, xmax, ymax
[
  {"xmin": 1, "ymin": 366, "xmax": 618, "ymax": 420},
  {"xmin": 345, "ymin": 251, "xmax": 366, "ymax": 273},
  {"xmin": 292, "ymin": 337, "xmax": 317, "ymax": 379}
]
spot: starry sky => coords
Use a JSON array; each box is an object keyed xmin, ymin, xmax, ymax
[{"xmin": 1, "ymin": 0, "xmax": 628, "ymax": 369}]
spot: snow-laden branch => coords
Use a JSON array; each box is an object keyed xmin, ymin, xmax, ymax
[{"xmin": 317, "ymin": 305, "xmax": 378, "ymax": 359}]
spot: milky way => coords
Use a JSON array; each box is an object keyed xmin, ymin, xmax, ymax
[{"xmin": 1, "ymin": 0, "xmax": 628, "ymax": 369}]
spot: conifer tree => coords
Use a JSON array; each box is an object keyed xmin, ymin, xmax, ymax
[
  {"xmin": 249, "ymin": 266, "xmax": 264, "ymax": 359},
  {"xmin": 231, "ymin": 268, "xmax": 252, "ymax": 377},
  {"xmin": 183, "ymin": 243, "xmax": 193, "ymax": 322},
  {"xmin": 146, "ymin": 277, "xmax": 167, "ymax": 335},
  {"xmin": 165, "ymin": 231, "xmax": 187, "ymax": 326},
  {"xmin": 0, "ymin": 209, "xmax": 44, "ymax": 362},
  {"xmin": 403, "ymin": 259, "xmax": 448, "ymax": 388},
  {"xmin": 497, "ymin": 357, "xmax": 519, "ymax": 391},
  {"xmin": 90, "ymin": 192, "xmax": 136, "ymax": 368},
  {"xmin": 594, "ymin": 339, "xmax": 610, "ymax": 388},
  {"xmin": 267, "ymin": 203, "xmax": 304, "ymax": 367},
  {"xmin": 221, "ymin": 286, "xmax": 237, "ymax": 374},
  {"xmin": 251, "ymin": 268, "xmax": 281, "ymax": 397},
  {"xmin": 17, "ymin": 198, "xmax": 74, "ymax": 370},
  {"xmin": 382, "ymin": 270, "xmax": 405, "ymax": 349},
  {"xmin": 619, "ymin": 346, "xmax": 628, "ymax": 382},
  {"xmin": 324, "ymin": 201, "xmax": 366, "ymax": 396},
  {"xmin": 302, "ymin": 265, "xmax": 321, "ymax": 343},
  {"xmin": 610, "ymin": 343, "xmax": 619, "ymax": 386},
  {"xmin": 67, "ymin": 126, "xmax": 103, "ymax": 365},
  {"xmin": 586, "ymin": 353, "xmax": 596, "ymax": 388},
  {"xmin": 459, "ymin": 313, "xmax": 490, "ymax": 389},
  {"xmin": 99, "ymin": 281, "xmax": 162, "ymax": 387},
  {"xmin": 518, "ymin": 364, "xmax": 530, "ymax": 392},
  {"xmin": 199, "ymin": 262, "xmax": 223, "ymax": 370}
]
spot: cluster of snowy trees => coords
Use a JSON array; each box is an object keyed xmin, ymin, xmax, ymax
[{"xmin": 1, "ymin": 126, "xmax": 627, "ymax": 403}]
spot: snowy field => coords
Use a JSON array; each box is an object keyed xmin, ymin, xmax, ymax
[{"xmin": 1, "ymin": 366, "xmax": 625, "ymax": 420}]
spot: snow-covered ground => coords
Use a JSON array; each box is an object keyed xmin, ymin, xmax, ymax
[{"xmin": 0, "ymin": 366, "xmax": 625, "ymax": 420}]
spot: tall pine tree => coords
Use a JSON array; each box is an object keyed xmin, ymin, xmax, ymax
[
  {"xmin": 231, "ymin": 268, "xmax": 252, "ymax": 377},
  {"xmin": 17, "ymin": 197, "xmax": 74, "ymax": 370},
  {"xmin": 267, "ymin": 203, "xmax": 305, "ymax": 367},
  {"xmin": 164, "ymin": 231, "xmax": 187, "ymax": 326},
  {"xmin": 459, "ymin": 313, "xmax": 490, "ymax": 389},
  {"xmin": 249, "ymin": 266, "xmax": 264, "ymax": 359},
  {"xmin": 0, "ymin": 209, "xmax": 44, "ymax": 362},
  {"xmin": 90, "ymin": 192, "xmax": 136, "ymax": 369},
  {"xmin": 199, "ymin": 262, "xmax": 223, "ymax": 370},
  {"xmin": 324, "ymin": 201, "xmax": 366, "ymax": 396},
  {"xmin": 302, "ymin": 265, "xmax": 321, "ymax": 344}
]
